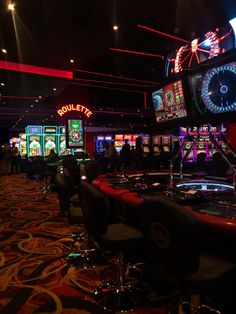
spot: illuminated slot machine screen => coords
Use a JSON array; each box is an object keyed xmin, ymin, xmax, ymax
[
  {"xmin": 124, "ymin": 134, "xmax": 132, "ymax": 141},
  {"xmin": 143, "ymin": 147, "xmax": 150, "ymax": 153},
  {"xmin": 210, "ymin": 125, "xmax": 221, "ymax": 136},
  {"xmin": 196, "ymin": 141, "xmax": 206, "ymax": 154},
  {"xmin": 184, "ymin": 142, "xmax": 194, "ymax": 159},
  {"xmin": 152, "ymin": 79, "xmax": 188, "ymax": 128},
  {"xmin": 66, "ymin": 119, "xmax": 84, "ymax": 148},
  {"xmin": 188, "ymin": 126, "xmax": 198, "ymax": 137},
  {"xmin": 43, "ymin": 126, "xmax": 58, "ymax": 156},
  {"xmin": 188, "ymin": 60, "xmax": 236, "ymax": 123}
]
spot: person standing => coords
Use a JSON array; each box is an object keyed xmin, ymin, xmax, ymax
[
  {"xmin": 1, "ymin": 143, "xmax": 12, "ymax": 175},
  {"xmin": 120, "ymin": 139, "xmax": 131, "ymax": 169},
  {"xmin": 107, "ymin": 141, "xmax": 120, "ymax": 172},
  {"xmin": 11, "ymin": 142, "xmax": 20, "ymax": 174}
]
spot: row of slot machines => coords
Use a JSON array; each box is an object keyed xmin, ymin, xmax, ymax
[
  {"xmin": 132, "ymin": 124, "xmax": 228, "ymax": 160},
  {"xmin": 180, "ymin": 124, "xmax": 228, "ymax": 161},
  {"xmin": 23, "ymin": 125, "xmax": 73, "ymax": 157},
  {"xmin": 94, "ymin": 134, "xmax": 142, "ymax": 154}
]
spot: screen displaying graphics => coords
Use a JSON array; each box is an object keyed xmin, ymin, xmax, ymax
[
  {"xmin": 152, "ymin": 80, "xmax": 187, "ymax": 123},
  {"xmin": 67, "ymin": 119, "xmax": 84, "ymax": 148},
  {"xmin": 189, "ymin": 62, "xmax": 236, "ymax": 119}
]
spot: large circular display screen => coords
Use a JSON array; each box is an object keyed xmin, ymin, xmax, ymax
[{"xmin": 201, "ymin": 63, "xmax": 236, "ymax": 113}]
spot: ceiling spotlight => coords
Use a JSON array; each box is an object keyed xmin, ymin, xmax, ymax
[
  {"xmin": 0, "ymin": 83, "xmax": 5, "ymax": 86},
  {"xmin": 35, "ymin": 99, "xmax": 38, "ymax": 102},
  {"xmin": 113, "ymin": 25, "xmax": 119, "ymax": 31},
  {"xmin": 70, "ymin": 59, "xmax": 74, "ymax": 63},
  {"xmin": 53, "ymin": 88, "xmax": 57, "ymax": 91},
  {"xmin": 30, "ymin": 105, "xmax": 34, "ymax": 108},
  {"xmin": 1, "ymin": 49, "xmax": 7, "ymax": 54},
  {"xmin": 38, "ymin": 95, "xmax": 42, "ymax": 99},
  {"xmin": 8, "ymin": 3, "xmax": 15, "ymax": 11}
]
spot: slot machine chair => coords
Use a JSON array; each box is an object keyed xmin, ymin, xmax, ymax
[
  {"xmin": 139, "ymin": 198, "xmax": 236, "ymax": 313},
  {"xmin": 79, "ymin": 182, "xmax": 144, "ymax": 312},
  {"xmin": 55, "ymin": 170, "xmax": 83, "ymax": 222}
]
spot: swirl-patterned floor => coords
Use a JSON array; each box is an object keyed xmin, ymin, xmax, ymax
[{"xmin": 0, "ymin": 174, "xmax": 167, "ymax": 314}]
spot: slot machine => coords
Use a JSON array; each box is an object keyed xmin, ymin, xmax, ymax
[
  {"xmin": 161, "ymin": 136, "xmax": 171, "ymax": 153},
  {"xmin": 141, "ymin": 134, "xmax": 151, "ymax": 156},
  {"xmin": 26, "ymin": 126, "xmax": 43, "ymax": 157},
  {"xmin": 43, "ymin": 126, "xmax": 58, "ymax": 157},
  {"xmin": 182, "ymin": 126, "xmax": 198, "ymax": 160},
  {"xmin": 95, "ymin": 135, "xmax": 113, "ymax": 153},
  {"xmin": 195, "ymin": 125, "xmax": 209, "ymax": 158},
  {"xmin": 152, "ymin": 135, "xmax": 161, "ymax": 155},
  {"xmin": 19, "ymin": 133, "xmax": 27, "ymax": 156},
  {"xmin": 114, "ymin": 134, "xmax": 124, "ymax": 153},
  {"xmin": 131, "ymin": 134, "xmax": 139, "ymax": 149},
  {"xmin": 171, "ymin": 136, "xmax": 180, "ymax": 154},
  {"xmin": 208, "ymin": 125, "xmax": 221, "ymax": 157}
]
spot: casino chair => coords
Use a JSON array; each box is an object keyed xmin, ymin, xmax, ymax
[
  {"xmin": 55, "ymin": 171, "xmax": 83, "ymax": 222},
  {"xmin": 84, "ymin": 160, "xmax": 103, "ymax": 183},
  {"xmin": 138, "ymin": 198, "xmax": 236, "ymax": 313},
  {"xmin": 55, "ymin": 171, "xmax": 91, "ymax": 264},
  {"xmin": 79, "ymin": 182, "xmax": 144, "ymax": 312}
]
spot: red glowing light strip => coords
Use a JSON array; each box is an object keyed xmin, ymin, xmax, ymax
[
  {"xmin": 219, "ymin": 28, "xmax": 232, "ymax": 41},
  {"xmin": 74, "ymin": 69, "xmax": 158, "ymax": 84},
  {"xmin": 72, "ymin": 82, "xmax": 144, "ymax": 94},
  {"xmin": 144, "ymin": 92, "xmax": 147, "ymax": 109},
  {"xmin": 74, "ymin": 77, "xmax": 149, "ymax": 87},
  {"xmin": 110, "ymin": 48, "xmax": 165, "ymax": 59},
  {"xmin": 0, "ymin": 95, "xmax": 39, "ymax": 100},
  {"xmin": 188, "ymin": 53, "xmax": 194, "ymax": 68},
  {"xmin": 195, "ymin": 52, "xmax": 200, "ymax": 64},
  {"xmin": 0, "ymin": 61, "xmax": 73, "ymax": 79},
  {"xmin": 137, "ymin": 24, "xmax": 190, "ymax": 44},
  {"xmin": 197, "ymin": 47, "xmax": 211, "ymax": 54},
  {"xmin": 181, "ymin": 50, "xmax": 192, "ymax": 65}
]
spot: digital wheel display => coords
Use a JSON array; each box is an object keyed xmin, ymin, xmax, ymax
[{"xmin": 201, "ymin": 63, "xmax": 236, "ymax": 113}]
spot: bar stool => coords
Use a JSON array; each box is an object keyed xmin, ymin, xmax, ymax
[{"xmin": 79, "ymin": 182, "xmax": 144, "ymax": 312}]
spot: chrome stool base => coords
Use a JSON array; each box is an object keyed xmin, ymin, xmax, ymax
[{"xmin": 94, "ymin": 281, "xmax": 144, "ymax": 312}]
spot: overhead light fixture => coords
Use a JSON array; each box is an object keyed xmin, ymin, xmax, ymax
[
  {"xmin": 53, "ymin": 88, "xmax": 57, "ymax": 91},
  {"xmin": 38, "ymin": 95, "xmax": 42, "ymax": 99},
  {"xmin": 0, "ymin": 83, "xmax": 5, "ymax": 86},
  {"xmin": 1, "ymin": 49, "xmax": 7, "ymax": 54},
  {"xmin": 70, "ymin": 59, "xmax": 74, "ymax": 63},
  {"xmin": 8, "ymin": 3, "xmax": 15, "ymax": 11},
  {"xmin": 35, "ymin": 99, "xmax": 38, "ymax": 102},
  {"xmin": 113, "ymin": 25, "xmax": 119, "ymax": 31}
]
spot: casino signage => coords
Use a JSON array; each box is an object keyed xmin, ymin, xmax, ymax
[{"xmin": 57, "ymin": 104, "xmax": 93, "ymax": 118}]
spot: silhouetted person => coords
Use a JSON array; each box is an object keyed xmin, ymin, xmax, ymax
[
  {"xmin": 120, "ymin": 139, "xmax": 131, "ymax": 169},
  {"xmin": 47, "ymin": 149, "xmax": 59, "ymax": 163},
  {"xmin": 11, "ymin": 142, "xmax": 20, "ymax": 174},
  {"xmin": 107, "ymin": 141, "xmax": 120, "ymax": 172}
]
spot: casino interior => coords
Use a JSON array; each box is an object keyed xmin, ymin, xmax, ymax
[{"xmin": 2, "ymin": 1, "xmax": 236, "ymax": 313}]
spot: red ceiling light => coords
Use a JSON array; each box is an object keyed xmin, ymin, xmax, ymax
[
  {"xmin": 110, "ymin": 47, "xmax": 165, "ymax": 59},
  {"xmin": 74, "ymin": 69, "xmax": 158, "ymax": 84},
  {"xmin": 137, "ymin": 24, "xmax": 190, "ymax": 44},
  {"xmin": 0, "ymin": 60, "xmax": 73, "ymax": 79}
]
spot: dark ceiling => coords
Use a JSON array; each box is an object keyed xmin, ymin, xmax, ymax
[{"xmin": 0, "ymin": 0, "xmax": 236, "ymax": 132}]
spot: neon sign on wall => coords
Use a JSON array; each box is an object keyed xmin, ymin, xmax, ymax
[{"xmin": 57, "ymin": 104, "xmax": 93, "ymax": 118}]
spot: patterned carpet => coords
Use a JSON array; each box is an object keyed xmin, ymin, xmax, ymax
[{"xmin": 0, "ymin": 174, "xmax": 167, "ymax": 314}]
